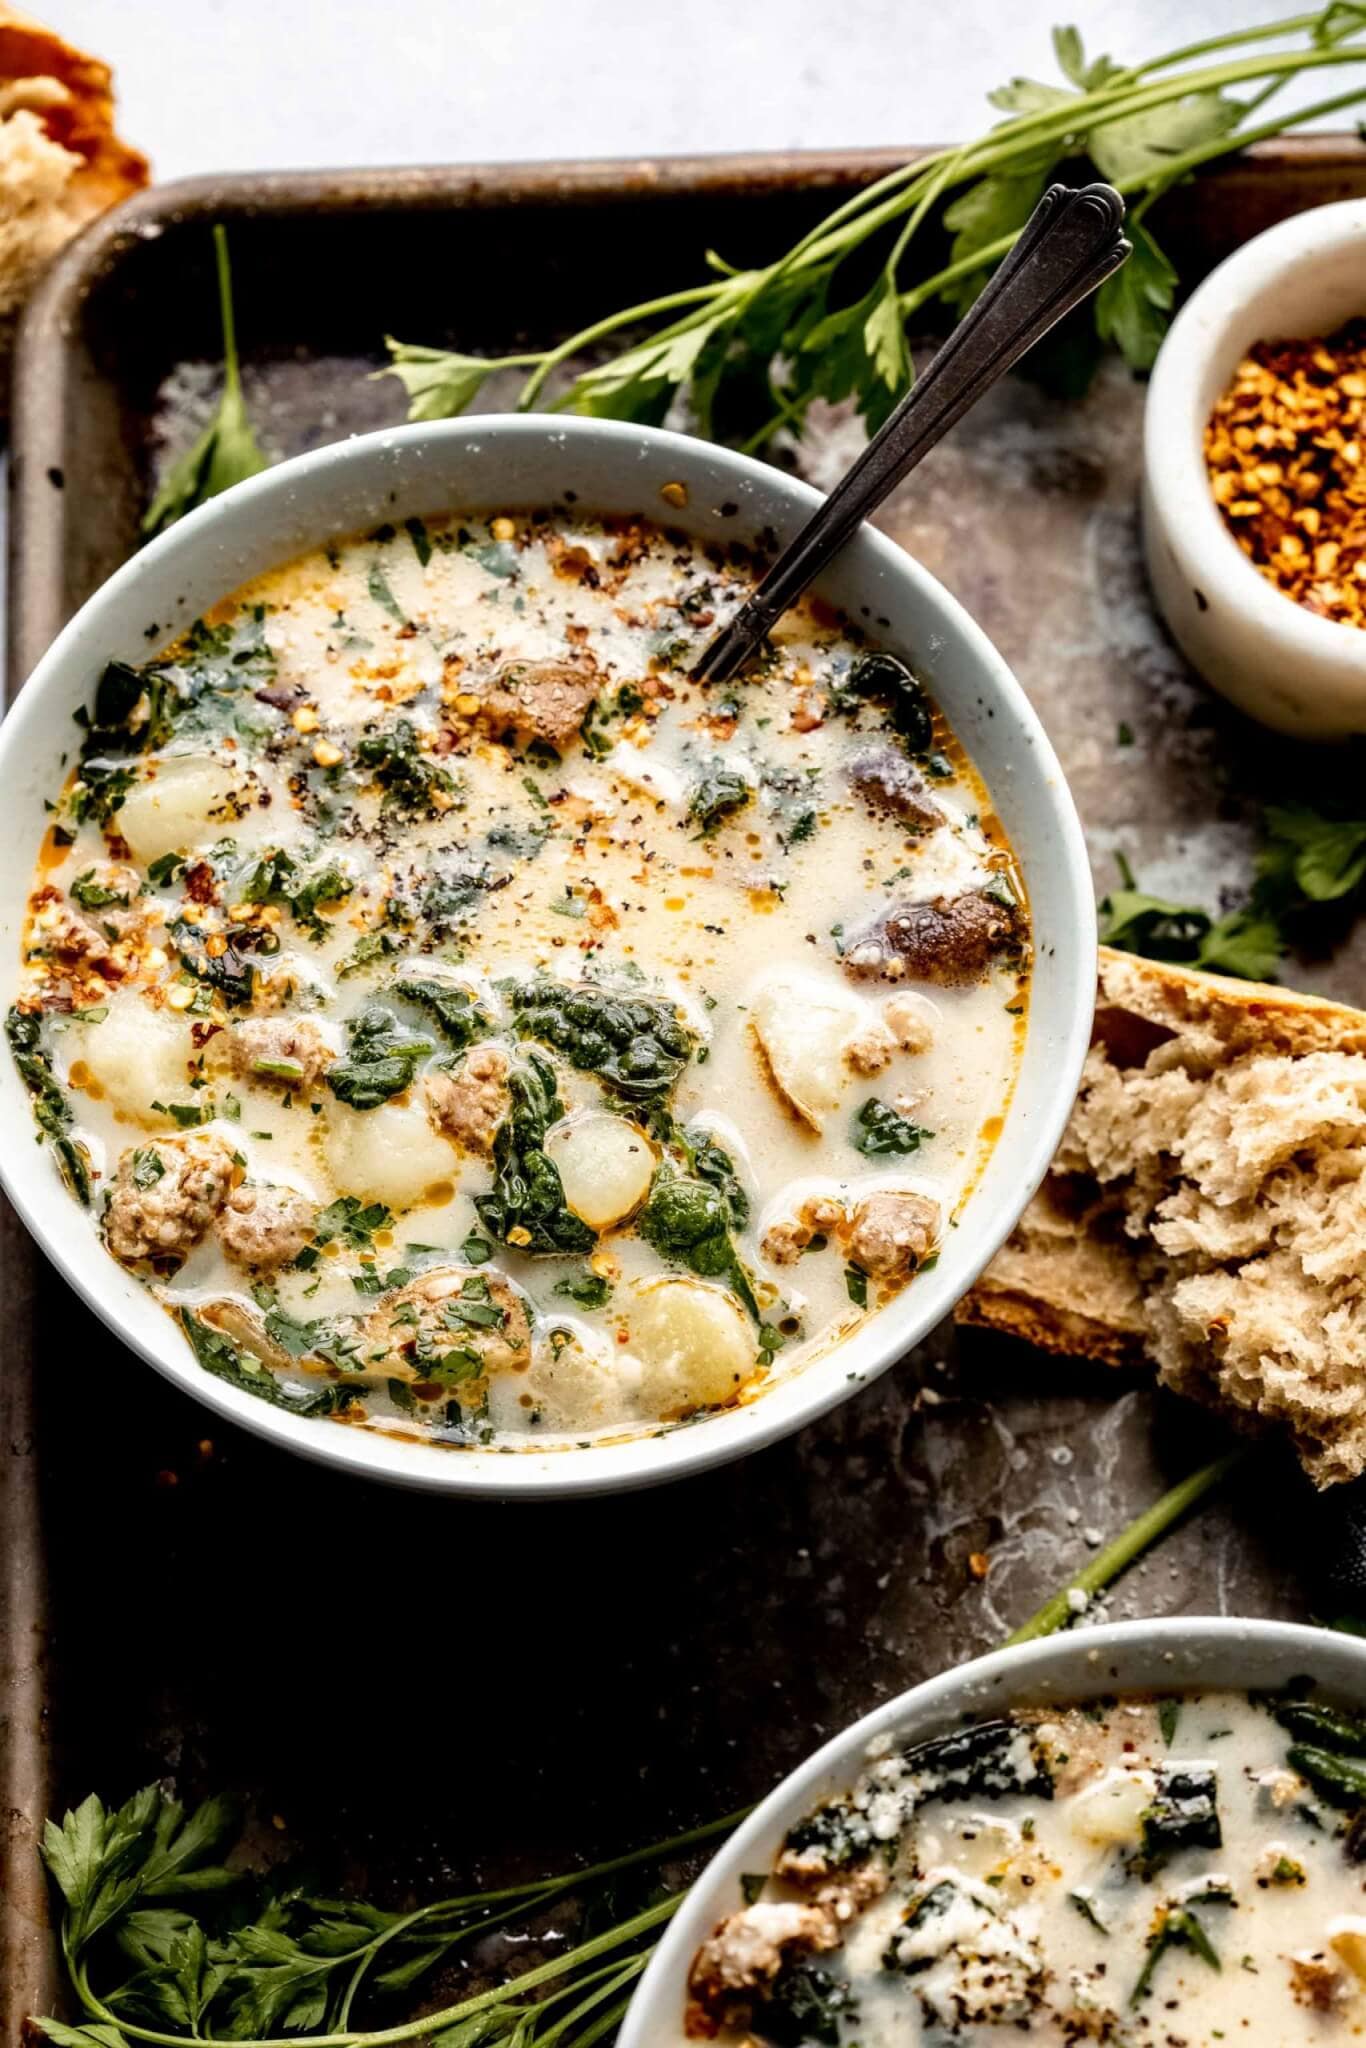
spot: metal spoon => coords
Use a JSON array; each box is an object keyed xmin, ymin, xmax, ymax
[{"xmin": 692, "ymin": 181, "xmax": 1130, "ymax": 686}]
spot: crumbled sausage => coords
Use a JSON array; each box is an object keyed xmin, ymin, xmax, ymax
[
  {"xmin": 844, "ymin": 1189, "xmax": 940, "ymax": 1279},
  {"xmin": 473, "ymin": 658, "xmax": 601, "ymax": 751},
  {"xmin": 844, "ymin": 1021, "xmax": 897, "ymax": 1075},
  {"xmin": 884, "ymin": 992, "xmax": 935, "ymax": 1054},
  {"xmin": 846, "ymin": 745, "xmax": 944, "ymax": 832},
  {"xmin": 228, "ymin": 1016, "xmax": 335, "ymax": 1091},
  {"xmin": 686, "ymin": 1900, "xmax": 839, "ymax": 2033},
  {"xmin": 843, "ymin": 889, "xmax": 1021, "ymax": 986},
  {"xmin": 1291, "ymin": 1951, "xmax": 1348, "ymax": 2011},
  {"xmin": 28, "ymin": 873, "xmax": 144, "ymax": 979},
  {"xmin": 360, "ymin": 1265, "xmax": 531, "ymax": 1384},
  {"xmin": 762, "ymin": 1196, "xmax": 846, "ymax": 1266},
  {"xmin": 425, "ymin": 1043, "xmax": 510, "ymax": 1154},
  {"xmin": 104, "ymin": 1130, "xmax": 238, "ymax": 1265},
  {"xmin": 790, "ymin": 689, "xmax": 826, "ymax": 733},
  {"xmin": 216, "ymin": 1182, "xmax": 316, "ymax": 1271}
]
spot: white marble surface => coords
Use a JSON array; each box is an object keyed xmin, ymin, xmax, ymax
[
  {"xmin": 4, "ymin": 0, "xmax": 1359, "ymax": 686},
  {"xmin": 45, "ymin": 0, "xmax": 1354, "ymax": 180}
]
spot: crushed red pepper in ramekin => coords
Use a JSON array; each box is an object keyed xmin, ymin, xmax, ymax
[{"xmin": 1203, "ymin": 319, "xmax": 1366, "ymax": 629}]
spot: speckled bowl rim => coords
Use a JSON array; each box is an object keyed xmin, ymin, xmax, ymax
[
  {"xmin": 0, "ymin": 415, "xmax": 1094, "ymax": 1497},
  {"xmin": 619, "ymin": 1615, "xmax": 1366, "ymax": 2045}
]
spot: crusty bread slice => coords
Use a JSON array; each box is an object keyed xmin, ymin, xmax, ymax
[
  {"xmin": 0, "ymin": 6, "xmax": 146, "ymax": 393},
  {"xmin": 958, "ymin": 946, "xmax": 1366, "ymax": 1487}
]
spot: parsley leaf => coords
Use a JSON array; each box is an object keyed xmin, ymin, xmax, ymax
[{"xmin": 142, "ymin": 226, "xmax": 267, "ymax": 537}]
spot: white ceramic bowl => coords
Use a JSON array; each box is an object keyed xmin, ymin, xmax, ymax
[
  {"xmin": 620, "ymin": 1614, "xmax": 1366, "ymax": 2045},
  {"xmin": 1143, "ymin": 198, "xmax": 1366, "ymax": 739},
  {"xmin": 0, "ymin": 416, "xmax": 1094, "ymax": 1495}
]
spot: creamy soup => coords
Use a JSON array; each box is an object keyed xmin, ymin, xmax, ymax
[
  {"xmin": 683, "ymin": 1688, "xmax": 1366, "ymax": 2043},
  {"xmin": 11, "ymin": 509, "xmax": 1027, "ymax": 1449}
]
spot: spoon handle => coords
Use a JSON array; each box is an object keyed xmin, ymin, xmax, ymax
[{"xmin": 692, "ymin": 181, "xmax": 1130, "ymax": 686}]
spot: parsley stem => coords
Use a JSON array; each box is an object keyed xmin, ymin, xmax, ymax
[
  {"xmin": 212, "ymin": 224, "xmax": 243, "ymax": 403},
  {"xmin": 515, "ymin": 281, "xmax": 733, "ymax": 410},
  {"xmin": 1003, "ymin": 1448, "xmax": 1246, "ymax": 1646}
]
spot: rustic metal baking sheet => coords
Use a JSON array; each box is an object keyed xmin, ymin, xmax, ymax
[{"xmin": 6, "ymin": 142, "xmax": 1366, "ymax": 2038}]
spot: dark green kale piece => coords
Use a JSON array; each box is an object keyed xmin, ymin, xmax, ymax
[
  {"xmin": 475, "ymin": 1049, "xmax": 594, "ymax": 1255},
  {"xmin": 6, "ymin": 1006, "xmax": 91, "ymax": 1203},
  {"xmin": 637, "ymin": 1171, "xmax": 758, "ymax": 1321},
  {"xmin": 900, "ymin": 1717, "xmax": 1054, "ymax": 1803},
  {"xmin": 394, "ymin": 977, "xmax": 495, "ymax": 1052},
  {"xmin": 357, "ymin": 719, "xmax": 457, "ymax": 815},
  {"xmin": 326, "ymin": 1004, "xmax": 434, "ymax": 1111},
  {"xmin": 509, "ymin": 980, "xmax": 693, "ymax": 1103}
]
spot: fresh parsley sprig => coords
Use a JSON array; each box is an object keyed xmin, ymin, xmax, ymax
[
  {"xmin": 383, "ymin": 14, "xmax": 1366, "ymax": 445},
  {"xmin": 1100, "ymin": 793, "xmax": 1366, "ymax": 984},
  {"xmin": 142, "ymin": 227, "xmax": 268, "ymax": 538},
  {"xmin": 32, "ymin": 1451, "xmax": 1241, "ymax": 2048}
]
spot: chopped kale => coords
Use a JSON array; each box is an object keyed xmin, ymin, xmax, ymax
[
  {"xmin": 554, "ymin": 1268, "xmax": 613, "ymax": 1309},
  {"xmin": 486, "ymin": 818, "xmax": 551, "ymax": 860},
  {"xmin": 688, "ymin": 762, "xmax": 752, "ymax": 833},
  {"xmin": 883, "ymin": 1877, "xmax": 966, "ymax": 1972},
  {"xmin": 1286, "ymin": 1744, "xmax": 1366, "ymax": 1807},
  {"xmin": 237, "ymin": 849, "xmax": 357, "ymax": 939},
  {"xmin": 394, "ymin": 976, "xmax": 494, "ymax": 1051},
  {"xmin": 900, "ymin": 1717, "xmax": 1053, "ymax": 1804},
  {"xmin": 313, "ymin": 1196, "xmax": 393, "ymax": 1248},
  {"xmin": 781, "ymin": 1800, "xmax": 875, "ymax": 1872},
  {"xmin": 1140, "ymin": 1765, "xmax": 1222, "ymax": 1866},
  {"xmin": 422, "ymin": 866, "xmax": 488, "ymax": 928},
  {"xmin": 6, "ymin": 1005, "xmax": 91, "ymax": 1205},
  {"xmin": 637, "ymin": 1170, "xmax": 759, "ymax": 1321},
  {"xmin": 367, "ymin": 559, "xmax": 406, "ymax": 624},
  {"xmin": 1276, "ymin": 1701, "xmax": 1366, "ymax": 1755},
  {"xmin": 475, "ymin": 1049, "xmax": 594, "ymax": 1255},
  {"xmin": 357, "ymin": 719, "xmax": 457, "ymax": 816},
  {"xmin": 179, "ymin": 1308, "xmax": 349, "ymax": 1416},
  {"xmin": 851, "ymin": 1097, "xmax": 930, "ymax": 1157},
  {"xmin": 325, "ymin": 1004, "xmax": 434, "ymax": 1111},
  {"xmin": 509, "ymin": 979, "xmax": 693, "ymax": 1103},
  {"xmin": 682, "ymin": 1126, "xmax": 749, "ymax": 1228},
  {"xmin": 70, "ymin": 870, "xmax": 131, "ymax": 912},
  {"xmin": 750, "ymin": 1964, "xmax": 855, "ymax": 2047},
  {"xmin": 843, "ymin": 650, "xmax": 934, "ymax": 753}
]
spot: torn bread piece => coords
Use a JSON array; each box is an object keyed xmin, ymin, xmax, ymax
[
  {"xmin": 0, "ymin": 6, "xmax": 147, "ymax": 389},
  {"xmin": 959, "ymin": 945, "xmax": 1366, "ymax": 1487}
]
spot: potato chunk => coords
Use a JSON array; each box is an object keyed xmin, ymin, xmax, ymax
[
  {"xmin": 749, "ymin": 977, "xmax": 867, "ymax": 1132},
  {"xmin": 323, "ymin": 1097, "xmax": 461, "ymax": 1213},
  {"xmin": 628, "ymin": 1276, "xmax": 755, "ymax": 1417},
  {"xmin": 67, "ymin": 992, "xmax": 196, "ymax": 1125},
  {"xmin": 546, "ymin": 1112, "xmax": 655, "ymax": 1230},
  {"xmin": 115, "ymin": 757, "xmax": 265, "ymax": 864},
  {"xmin": 1066, "ymin": 1767, "xmax": 1155, "ymax": 1846}
]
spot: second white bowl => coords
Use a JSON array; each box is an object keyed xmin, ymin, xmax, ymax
[{"xmin": 620, "ymin": 1615, "xmax": 1366, "ymax": 2045}]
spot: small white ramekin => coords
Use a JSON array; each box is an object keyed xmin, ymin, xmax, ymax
[
  {"xmin": 619, "ymin": 1615, "xmax": 1366, "ymax": 2046},
  {"xmin": 1143, "ymin": 198, "xmax": 1366, "ymax": 738}
]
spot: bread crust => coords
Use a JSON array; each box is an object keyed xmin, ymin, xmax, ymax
[{"xmin": 959, "ymin": 947, "xmax": 1366, "ymax": 1487}]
